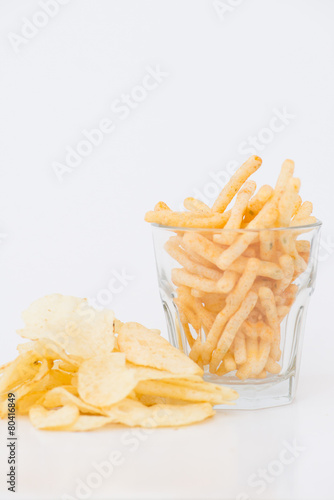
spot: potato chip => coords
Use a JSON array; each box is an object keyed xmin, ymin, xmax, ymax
[
  {"xmin": 118, "ymin": 323, "xmax": 202, "ymax": 376},
  {"xmin": 105, "ymin": 398, "xmax": 214, "ymax": 427},
  {"xmin": 135, "ymin": 380, "xmax": 236, "ymax": 405},
  {"xmin": 163, "ymin": 379, "xmax": 238, "ymax": 401},
  {"xmin": 65, "ymin": 415, "xmax": 114, "ymax": 432},
  {"xmin": 17, "ymin": 339, "xmax": 82, "ymax": 368},
  {"xmin": 29, "ymin": 404, "xmax": 79, "ymax": 430},
  {"xmin": 128, "ymin": 364, "xmax": 202, "ymax": 383},
  {"xmin": 78, "ymin": 353, "xmax": 138, "ymax": 407},
  {"xmin": 0, "ymin": 351, "xmax": 40, "ymax": 395},
  {"xmin": 43, "ymin": 387, "xmax": 107, "ymax": 415},
  {"xmin": 18, "ymin": 294, "xmax": 115, "ymax": 359},
  {"xmin": 16, "ymin": 391, "xmax": 46, "ymax": 414}
]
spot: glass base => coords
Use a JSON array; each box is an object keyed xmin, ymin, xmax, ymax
[{"xmin": 204, "ymin": 372, "xmax": 297, "ymax": 410}]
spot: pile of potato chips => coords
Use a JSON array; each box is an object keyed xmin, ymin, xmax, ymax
[{"xmin": 0, "ymin": 295, "xmax": 238, "ymax": 431}]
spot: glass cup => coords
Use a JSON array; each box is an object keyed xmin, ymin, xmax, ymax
[{"xmin": 151, "ymin": 221, "xmax": 322, "ymax": 409}]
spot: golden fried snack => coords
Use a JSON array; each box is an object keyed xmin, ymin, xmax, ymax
[
  {"xmin": 145, "ymin": 155, "xmax": 317, "ymax": 381},
  {"xmin": 184, "ymin": 197, "xmax": 211, "ymax": 214},
  {"xmin": 212, "ymin": 155, "xmax": 262, "ymax": 212}
]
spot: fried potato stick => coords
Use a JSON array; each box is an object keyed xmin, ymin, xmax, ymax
[
  {"xmin": 244, "ymin": 185, "xmax": 273, "ymax": 222},
  {"xmin": 184, "ymin": 198, "xmax": 211, "ymax": 214},
  {"xmin": 209, "ymin": 291, "xmax": 258, "ymax": 373},
  {"xmin": 233, "ymin": 332, "xmax": 247, "ymax": 365},
  {"xmin": 217, "ymin": 270, "xmax": 239, "ymax": 293},
  {"xmin": 198, "ymin": 258, "xmax": 260, "ymax": 364},
  {"xmin": 214, "ymin": 181, "xmax": 256, "ymax": 245},
  {"xmin": 165, "ymin": 237, "xmax": 223, "ymax": 281},
  {"xmin": 258, "ymin": 287, "xmax": 281, "ymax": 361},
  {"xmin": 212, "ymin": 156, "xmax": 262, "ymax": 212},
  {"xmin": 145, "ymin": 210, "xmax": 229, "ymax": 228}
]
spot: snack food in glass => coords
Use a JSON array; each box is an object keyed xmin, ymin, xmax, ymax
[{"xmin": 146, "ymin": 156, "xmax": 322, "ymax": 409}]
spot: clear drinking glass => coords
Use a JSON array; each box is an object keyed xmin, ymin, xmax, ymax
[{"xmin": 151, "ymin": 221, "xmax": 322, "ymax": 409}]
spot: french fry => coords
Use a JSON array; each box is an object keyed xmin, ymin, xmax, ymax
[
  {"xmin": 293, "ymin": 201, "xmax": 313, "ymax": 221},
  {"xmin": 184, "ymin": 198, "xmax": 211, "ymax": 214},
  {"xmin": 292, "ymin": 195, "xmax": 302, "ymax": 217},
  {"xmin": 165, "ymin": 237, "xmax": 223, "ymax": 281},
  {"xmin": 236, "ymin": 337, "xmax": 258, "ymax": 379},
  {"xmin": 259, "ymin": 230, "xmax": 276, "ymax": 262},
  {"xmin": 180, "ymin": 318, "xmax": 195, "ymax": 348},
  {"xmin": 290, "ymin": 216, "xmax": 317, "ymax": 228},
  {"xmin": 278, "ymin": 177, "xmax": 301, "ymax": 228},
  {"xmin": 172, "ymin": 269, "xmax": 220, "ymax": 294},
  {"xmin": 294, "ymin": 254, "xmax": 307, "ymax": 277},
  {"xmin": 214, "ymin": 181, "xmax": 256, "ymax": 245},
  {"xmin": 282, "ymin": 284, "xmax": 298, "ymax": 306},
  {"xmin": 274, "ymin": 254, "xmax": 294, "ymax": 294},
  {"xmin": 182, "ymin": 232, "xmax": 223, "ymax": 267},
  {"xmin": 242, "ymin": 321, "xmax": 274, "ymax": 343},
  {"xmin": 216, "ymin": 201, "xmax": 278, "ymax": 270},
  {"xmin": 212, "ymin": 156, "xmax": 262, "ymax": 213},
  {"xmin": 258, "ymin": 287, "xmax": 280, "ymax": 361},
  {"xmin": 253, "ymin": 340, "xmax": 271, "ymax": 375},
  {"xmin": 228, "ymin": 256, "xmax": 284, "ymax": 280},
  {"xmin": 145, "ymin": 210, "xmax": 229, "ymax": 228},
  {"xmin": 296, "ymin": 240, "xmax": 311, "ymax": 253},
  {"xmin": 222, "ymin": 351, "xmax": 237, "ymax": 372},
  {"xmin": 278, "ymin": 178, "xmax": 301, "ymax": 257},
  {"xmin": 265, "ymin": 356, "xmax": 281, "ymax": 374},
  {"xmin": 146, "ymin": 155, "xmax": 318, "ymax": 381},
  {"xmin": 273, "ymin": 159, "xmax": 295, "ymax": 200},
  {"xmin": 300, "ymin": 251, "xmax": 310, "ymax": 264},
  {"xmin": 200, "ymin": 259, "xmax": 260, "ymax": 364},
  {"xmin": 277, "ymin": 305, "xmax": 290, "ymax": 322},
  {"xmin": 209, "ymin": 291, "xmax": 258, "ymax": 373},
  {"xmin": 175, "ymin": 296, "xmax": 201, "ymax": 333},
  {"xmin": 154, "ymin": 201, "xmax": 171, "ymax": 211},
  {"xmin": 244, "ymin": 185, "xmax": 273, "ymax": 222},
  {"xmin": 217, "ymin": 270, "xmax": 238, "ymax": 293},
  {"xmin": 233, "ymin": 332, "xmax": 247, "ymax": 365}
]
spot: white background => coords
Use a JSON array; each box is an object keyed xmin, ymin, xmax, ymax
[{"xmin": 1, "ymin": 1, "xmax": 334, "ymax": 499}]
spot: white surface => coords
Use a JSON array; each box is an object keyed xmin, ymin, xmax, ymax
[
  {"xmin": 1, "ymin": 372, "xmax": 334, "ymax": 500},
  {"xmin": 1, "ymin": 1, "xmax": 334, "ymax": 499}
]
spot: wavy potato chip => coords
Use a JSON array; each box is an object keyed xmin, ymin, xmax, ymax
[
  {"xmin": 18, "ymin": 294, "xmax": 115, "ymax": 359},
  {"xmin": 78, "ymin": 353, "xmax": 138, "ymax": 407},
  {"xmin": 104, "ymin": 398, "xmax": 214, "ymax": 427},
  {"xmin": 128, "ymin": 363, "xmax": 202, "ymax": 383},
  {"xmin": 162, "ymin": 378, "xmax": 238, "ymax": 401},
  {"xmin": 0, "ymin": 359, "xmax": 51, "ymax": 417},
  {"xmin": 135, "ymin": 380, "xmax": 236, "ymax": 405},
  {"xmin": 17, "ymin": 339, "xmax": 81, "ymax": 367},
  {"xmin": 16, "ymin": 391, "xmax": 46, "ymax": 414},
  {"xmin": 43, "ymin": 387, "xmax": 106, "ymax": 416},
  {"xmin": 0, "ymin": 352, "xmax": 40, "ymax": 395},
  {"xmin": 29, "ymin": 404, "xmax": 79, "ymax": 430},
  {"xmin": 118, "ymin": 323, "xmax": 203, "ymax": 376},
  {"xmin": 64, "ymin": 415, "xmax": 114, "ymax": 432}
]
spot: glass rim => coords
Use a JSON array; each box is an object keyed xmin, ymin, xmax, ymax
[{"xmin": 150, "ymin": 218, "xmax": 322, "ymax": 233}]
